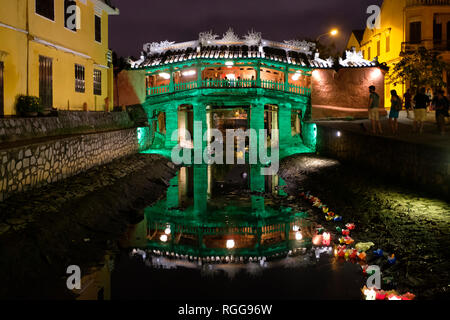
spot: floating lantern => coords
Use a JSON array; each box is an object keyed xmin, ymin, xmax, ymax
[
  {"xmin": 322, "ymin": 207, "xmax": 329, "ymax": 214},
  {"xmin": 336, "ymin": 227, "xmax": 342, "ymax": 233},
  {"xmin": 325, "ymin": 215, "xmax": 334, "ymax": 221},
  {"xmin": 388, "ymin": 295, "xmax": 402, "ymax": 300},
  {"xmin": 388, "ymin": 254, "xmax": 396, "ymax": 265},
  {"xmin": 344, "ymin": 236, "xmax": 354, "ymax": 245},
  {"xmin": 334, "ymin": 216, "xmax": 343, "ymax": 222},
  {"xmin": 358, "ymin": 251, "xmax": 367, "ymax": 260},
  {"xmin": 342, "ymin": 229, "xmax": 350, "ymax": 236},
  {"xmin": 292, "ymin": 225, "xmax": 300, "ymax": 232},
  {"xmin": 312, "ymin": 234, "xmax": 322, "ymax": 246},
  {"xmin": 346, "ymin": 223, "xmax": 356, "ymax": 230},
  {"xmin": 322, "ymin": 232, "xmax": 331, "ymax": 246},
  {"xmin": 376, "ymin": 292, "xmax": 387, "ymax": 300},
  {"xmin": 349, "ymin": 249, "xmax": 358, "ymax": 259},
  {"xmin": 164, "ymin": 226, "xmax": 171, "ymax": 235},
  {"xmin": 373, "ymin": 249, "xmax": 384, "ymax": 257}
]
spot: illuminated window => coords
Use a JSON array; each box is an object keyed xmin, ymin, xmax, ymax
[
  {"xmin": 75, "ymin": 64, "xmax": 85, "ymax": 93},
  {"xmin": 377, "ymin": 41, "xmax": 380, "ymax": 57},
  {"xmin": 36, "ymin": 0, "xmax": 54, "ymax": 21},
  {"xmin": 368, "ymin": 47, "xmax": 371, "ymax": 60},
  {"xmin": 386, "ymin": 36, "xmax": 390, "ymax": 52}
]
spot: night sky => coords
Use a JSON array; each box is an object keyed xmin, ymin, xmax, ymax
[{"xmin": 109, "ymin": 0, "xmax": 383, "ymax": 58}]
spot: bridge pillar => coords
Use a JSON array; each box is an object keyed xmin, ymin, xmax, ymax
[
  {"xmin": 165, "ymin": 103, "xmax": 179, "ymax": 149},
  {"xmin": 250, "ymin": 102, "xmax": 265, "ymax": 162},
  {"xmin": 279, "ymin": 103, "xmax": 292, "ymax": 149}
]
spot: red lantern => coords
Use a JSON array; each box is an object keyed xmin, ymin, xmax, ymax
[{"xmin": 322, "ymin": 232, "xmax": 331, "ymax": 246}]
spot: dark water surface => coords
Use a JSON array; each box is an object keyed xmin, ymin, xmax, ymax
[{"xmin": 106, "ymin": 164, "xmax": 364, "ymax": 300}]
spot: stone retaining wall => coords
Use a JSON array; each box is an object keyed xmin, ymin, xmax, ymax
[
  {"xmin": 316, "ymin": 124, "xmax": 450, "ymax": 198},
  {"xmin": 0, "ymin": 111, "xmax": 134, "ymax": 143},
  {"xmin": 0, "ymin": 127, "xmax": 148, "ymax": 202}
]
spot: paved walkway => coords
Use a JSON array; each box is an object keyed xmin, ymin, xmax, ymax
[{"xmin": 314, "ymin": 111, "xmax": 450, "ymax": 151}]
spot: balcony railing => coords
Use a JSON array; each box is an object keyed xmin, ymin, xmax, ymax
[
  {"xmin": 406, "ymin": 0, "xmax": 450, "ymax": 6},
  {"xmin": 402, "ymin": 40, "xmax": 450, "ymax": 53},
  {"xmin": 147, "ymin": 79, "xmax": 311, "ymax": 97}
]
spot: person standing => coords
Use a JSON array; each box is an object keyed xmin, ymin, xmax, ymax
[
  {"xmin": 368, "ymin": 85, "xmax": 383, "ymax": 134},
  {"xmin": 413, "ymin": 87, "xmax": 430, "ymax": 134},
  {"xmin": 389, "ymin": 90, "xmax": 402, "ymax": 135},
  {"xmin": 404, "ymin": 89, "xmax": 412, "ymax": 118},
  {"xmin": 432, "ymin": 89, "xmax": 449, "ymax": 135}
]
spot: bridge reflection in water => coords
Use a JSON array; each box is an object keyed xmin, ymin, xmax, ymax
[{"xmin": 131, "ymin": 164, "xmax": 313, "ymax": 261}]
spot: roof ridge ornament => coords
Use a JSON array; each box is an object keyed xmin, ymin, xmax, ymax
[
  {"xmin": 243, "ymin": 29, "xmax": 262, "ymax": 46},
  {"xmin": 199, "ymin": 30, "xmax": 219, "ymax": 46},
  {"xmin": 222, "ymin": 28, "xmax": 240, "ymax": 42},
  {"xmin": 339, "ymin": 47, "xmax": 373, "ymax": 66},
  {"xmin": 143, "ymin": 40, "xmax": 176, "ymax": 54},
  {"xmin": 283, "ymin": 40, "xmax": 316, "ymax": 55}
]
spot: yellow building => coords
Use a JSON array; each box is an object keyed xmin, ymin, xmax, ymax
[
  {"xmin": 348, "ymin": 0, "xmax": 450, "ymax": 106},
  {"xmin": 0, "ymin": 0, "xmax": 119, "ymax": 116}
]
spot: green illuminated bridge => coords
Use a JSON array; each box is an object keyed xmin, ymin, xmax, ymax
[
  {"xmin": 130, "ymin": 31, "xmax": 324, "ymax": 156},
  {"xmin": 130, "ymin": 30, "xmax": 376, "ymax": 158}
]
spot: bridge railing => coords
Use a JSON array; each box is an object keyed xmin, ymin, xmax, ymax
[{"xmin": 146, "ymin": 79, "xmax": 311, "ymax": 97}]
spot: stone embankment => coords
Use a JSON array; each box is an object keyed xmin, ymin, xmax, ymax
[
  {"xmin": 0, "ymin": 153, "xmax": 178, "ymax": 299},
  {"xmin": 280, "ymin": 154, "xmax": 450, "ymax": 300},
  {"xmin": 0, "ymin": 111, "xmax": 152, "ymax": 202}
]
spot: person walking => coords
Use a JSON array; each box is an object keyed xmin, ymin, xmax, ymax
[
  {"xmin": 404, "ymin": 89, "xmax": 412, "ymax": 118},
  {"xmin": 413, "ymin": 87, "xmax": 430, "ymax": 134},
  {"xmin": 432, "ymin": 89, "xmax": 449, "ymax": 135},
  {"xmin": 389, "ymin": 90, "xmax": 402, "ymax": 135},
  {"xmin": 368, "ymin": 85, "xmax": 383, "ymax": 134}
]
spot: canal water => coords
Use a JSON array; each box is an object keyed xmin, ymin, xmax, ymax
[{"xmin": 96, "ymin": 164, "xmax": 365, "ymax": 300}]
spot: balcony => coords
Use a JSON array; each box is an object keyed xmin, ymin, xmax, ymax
[
  {"xmin": 402, "ymin": 39, "xmax": 450, "ymax": 53},
  {"xmin": 406, "ymin": 0, "xmax": 450, "ymax": 6},
  {"xmin": 146, "ymin": 79, "xmax": 311, "ymax": 97}
]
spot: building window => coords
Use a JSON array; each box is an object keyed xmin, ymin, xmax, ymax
[
  {"xmin": 368, "ymin": 47, "xmax": 371, "ymax": 60},
  {"xmin": 39, "ymin": 56, "xmax": 53, "ymax": 109},
  {"xmin": 409, "ymin": 21, "xmax": 422, "ymax": 44},
  {"xmin": 75, "ymin": 64, "xmax": 85, "ymax": 93},
  {"xmin": 94, "ymin": 69, "xmax": 102, "ymax": 95},
  {"xmin": 95, "ymin": 15, "xmax": 102, "ymax": 43},
  {"xmin": 433, "ymin": 19, "xmax": 442, "ymax": 44},
  {"xmin": 386, "ymin": 36, "xmax": 390, "ymax": 53},
  {"xmin": 35, "ymin": 0, "xmax": 55, "ymax": 21},
  {"xmin": 377, "ymin": 41, "xmax": 381, "ymax": 57},
  {"xmin": 64, "ymin": 0, "xmax": 77, "ymax": 31},
  {"xmin": 362, "ymin": 50, "xmax": 365, "ymax": 59},
  {"xmin": 0, "ymin": 61, "xmax": 4, "ymax": 116}
]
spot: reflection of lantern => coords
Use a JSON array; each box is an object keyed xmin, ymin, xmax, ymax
[
  {"xmin": 322, "ymin": 232, "xmax": 331, "ymax": 246},
  {"xmin": 226, "ymin": 240, "xmax": 235, "ymax": 249},
  {"xmin": 295, "ymin": 232, "xmax": 303, "ymax": 241},
  {"xmin": 293, "ymin": 225, "xmax": 300, "ymax": 232},
  {"xmin": 164, "ymin": 227, "xmax": 171, "ymax": 235},
  {"xmin": 160, "ymin": 235, "xmax": 168, "ymax": 242}
]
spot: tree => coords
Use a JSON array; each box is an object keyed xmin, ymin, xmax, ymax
[
  {"xmin": 112, "ymin": 51, "xmax": 130, "ymax": 108},
  {"xmin": 389, "ymin": 47, "xmax": 449, "ymax": 91}
]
